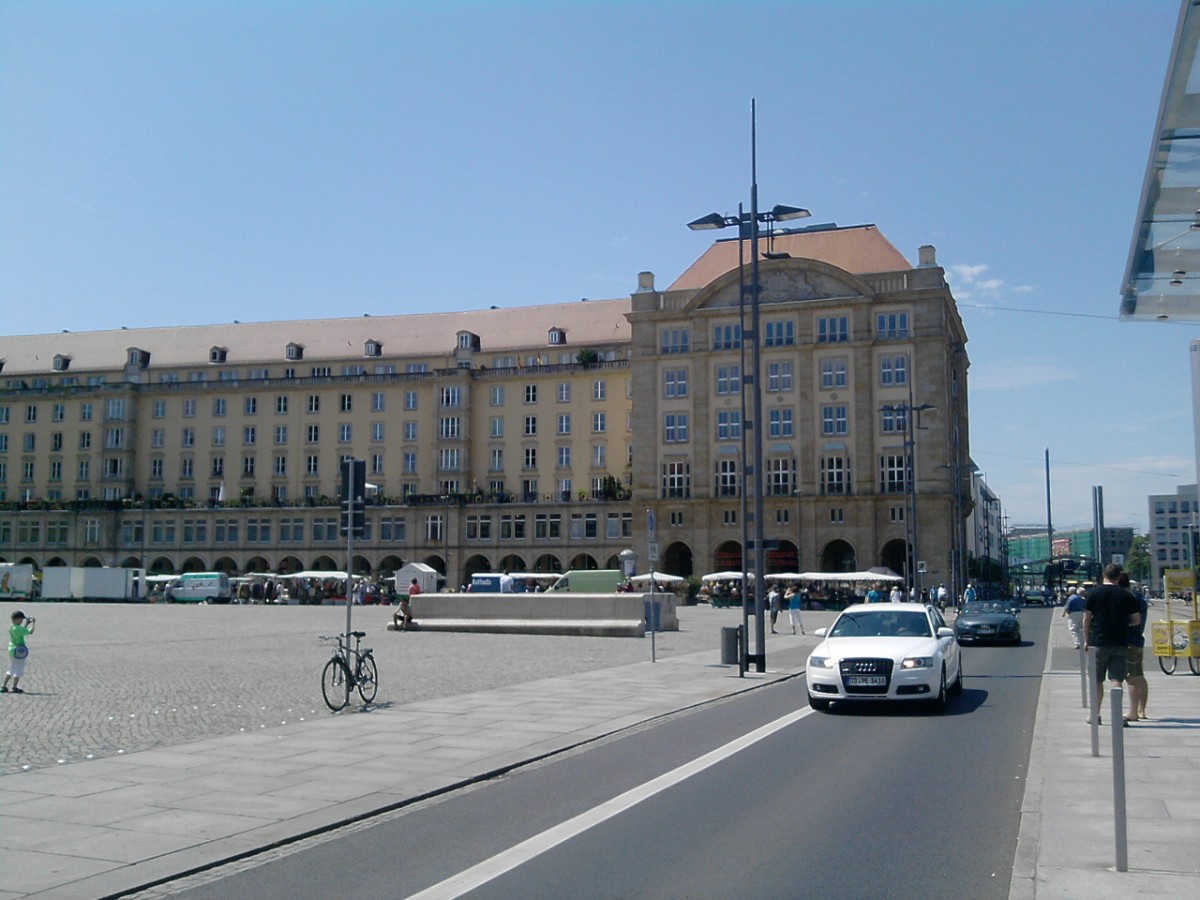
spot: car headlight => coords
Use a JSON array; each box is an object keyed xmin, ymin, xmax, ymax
[
  {"xmin": 808, "ymin": 655, "xmax": 833, "ymax": 669},
  {"xmin": 901, "ymin": 656, "xmax": 934, "ymax": 669}
]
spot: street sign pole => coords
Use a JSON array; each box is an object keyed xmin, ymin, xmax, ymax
[{"xmin": 341, "ymin": 458, "xmax": 366, "ymax": 646}]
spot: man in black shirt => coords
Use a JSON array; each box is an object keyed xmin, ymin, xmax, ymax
[{"xmin": 1083, "ymin": 563, "xmax": 1142, "ymax": 723}]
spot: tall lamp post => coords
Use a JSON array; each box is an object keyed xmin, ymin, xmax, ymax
[
  {"xmin": 687, "ymin": 100, "xmax": 809, "ymax": 672},
  {"xmin": 881, "ymin": 393, "xmax": 935, "ymax": 599}
]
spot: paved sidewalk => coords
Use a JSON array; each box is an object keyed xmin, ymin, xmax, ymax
[
  {"xmin": 1010, "ymin": 609, "xmax": 1200, "ymax": 898},
  {"xmin": 0, "ymin": 617, "xmax": 813, "ymax": 899}
]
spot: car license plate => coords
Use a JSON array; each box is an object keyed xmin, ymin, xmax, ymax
[
  {"xmin": 979, "ymin": 625, "xmax": 995, "ymax": 633},
  {"xmin": 846, "ymin": 675, "xmax": 887, "ymax": 687}
]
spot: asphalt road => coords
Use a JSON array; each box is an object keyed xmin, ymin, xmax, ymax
[{"xmin": 166, "ymin": 608, "xmax": 1052, "ymax": 900}]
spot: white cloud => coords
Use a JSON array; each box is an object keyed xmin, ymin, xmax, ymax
[{"xmin": 948, "ymin": 263, "xmax": 989, "ymax": 284}]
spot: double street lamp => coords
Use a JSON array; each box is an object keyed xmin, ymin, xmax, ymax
[
  {"xmin": 880, "ymin": 393, "xmax": 935, "ymax": 599},
  {"xmin": 687, "ymin": 101, "xmax": 809, "ymax": 672}
]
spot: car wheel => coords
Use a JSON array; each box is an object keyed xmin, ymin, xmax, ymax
[
  {"xmin": 950, "ymin": 658, "xmax": 964, "ymax": 694},
  {"xmin": 930, "ymin": 666, "xmax": 949, "ymax": 713},
  {"xmin": 809, "ymin": 694, "xmax": 831, "ymax": 712}
]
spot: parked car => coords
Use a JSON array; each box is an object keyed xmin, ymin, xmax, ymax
[
  {"xmin": 806, "ymin": 603, "xmax": 963, "ymax": 712},
  {"xmin": 954, "ymin": 602, "xmax": 1022, "ymax": 645}
]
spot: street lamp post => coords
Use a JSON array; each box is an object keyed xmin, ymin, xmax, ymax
[
  {"xmin": 881, "ymin": 388, "xmax": 935, "ymax": 599},
  {"xmin": 687, "ymin": 99, "xmax": 809, "ymax": 672}
]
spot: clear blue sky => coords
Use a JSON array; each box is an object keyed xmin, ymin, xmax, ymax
[{"xmin": 1, "ymin": 0, "xmax": 1191, "ymax": 532}]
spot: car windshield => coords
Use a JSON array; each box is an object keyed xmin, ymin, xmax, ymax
[
  {"xmin": 829, "ymin": 610, "xmax": 933, "ymax": 638},
  {"xmin": 961, "ymin": 604, "xmax": 991, "ymax": 615}
]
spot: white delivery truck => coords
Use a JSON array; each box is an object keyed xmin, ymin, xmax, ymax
[
  {"xmin": 40, "ymin": 566, "xmax": 146, "ymax": 601},
  {"xmin": 0, "ymin": 563, "xmax": 35, "ymax": 599},
  {"xmin": 167, "ymin": 572, "xmax": 233, "ymax": 604}
]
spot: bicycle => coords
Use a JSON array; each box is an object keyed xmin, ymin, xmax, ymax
[{"xmin": 319, "ymin": 631, "xmax": 379, "ymax": 711}]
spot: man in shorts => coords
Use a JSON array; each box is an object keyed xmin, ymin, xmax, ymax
[
  {"xmin": 1119, "ymin": 572, "xmax": 1149, "ymax": 722},
  {"xmin": 1083, "ymin": 563, "xmax": 1141, "ymax": 725}
]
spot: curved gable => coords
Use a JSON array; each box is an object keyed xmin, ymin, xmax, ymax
[{"xmin": 682, "ymin": 257, "xmax": 876, "ymax": 314}]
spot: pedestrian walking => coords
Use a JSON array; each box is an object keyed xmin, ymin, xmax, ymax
[
  {"xmin": 1062, "ymin": 586, "xmax": 1086, "ymax": 649},
  {"xmin": 1083, "ymin": 564, "xmax": 1142, "ymax": 725},
  {"xmin": 768, "ymin": 583, "xmax": 782, "ymax": 633},
  {"xmin": 3, "ymin": 610, "xmax": 36, "ymax": 694},
  {"xmin": 786, "ymin": 585, "xmax": 805, "ymax": 634},
  {"xmin": 1119, "ymin": 572, "xmax": 1150, "ymax": 723}
]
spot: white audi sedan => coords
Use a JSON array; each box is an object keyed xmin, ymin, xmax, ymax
[{"xmin": 806, "ymin": 603, "xmax": 962, "ymax": 712}]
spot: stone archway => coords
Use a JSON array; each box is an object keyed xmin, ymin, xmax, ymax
[
  {"xmin": 663, "ymin": 541, "xmax": 694, "ymax": 578},
  {"xmin": 880, "ymin": 539, "xmax": 908, "ymax": 581},
  {"xmin": 149, "ymin": 557, "xmax": 175, "ymax": 575},
  {"xmin": 310, "ymin": 555, "xmax": 339, "ymax": 571},
  {"xmin": 181, "ymin": 556, "xmax": 207, "ymax": 573},
  {"xmin": 243, "ymin": 556, "xmax": 269, "ymax": 574},
  {"xmin": 768, "ymin": 540, "xmax": 798, "ymax": 574},
  {"xmin": 569, "ymin": 553, "xmax": 598, "ymax": 570},
  {"xmin": 278, "ymin": 556, "xmax": 303, "ymax": 575},
  {"xmin": 819, "ymin": 539, "xmax": 857, "ymax": 573},
  {"xmin": 533, "ymin": 554, "xmax": 562, "ymax": 573},
  {"xmin": 713, "ymin": 540, "xmax": 742, "ymax": 572},
  {"xmin": 498, "ymin": 553, "xmax": 527, "ymax": 572}
]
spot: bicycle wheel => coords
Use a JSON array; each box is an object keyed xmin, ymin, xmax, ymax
[
  {"xmin": 356, "ymin": 653, "xmax": 379, "ymax": 704},
  {"xmin": 322, "ymin": 657, "xmax": 351, "ymax": 711},
  {"xmin": 1158, "ymin": 655, "xmax": 1178, "ymax": 675},
  {"xmin": 1190, "ymin": 656, "xmax": 1200, "ymax": 676}
]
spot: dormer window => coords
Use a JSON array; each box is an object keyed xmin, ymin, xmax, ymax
[
  {"xmin": 127, "ymin": 348, "xmax": 151, "ymax": 368},
  {"xmin": 548, "ymin": 327, "xmax": 567, "ymax": 345},
  {"xmin": 285, "ymin": 343, "xmax": 304, "ymax": 361},
  {"xmin": 364, "ymin": 340, "xmax": 382, "ymax": 357},
  {"xmin": 53, "ymin": 354, "xmax": 71, "ymax": 371},
  {"xmin": 456, "ymin": 331, "xmax": 481, "ymax": 352},
  {"xmin": 209, "ymin": 346, "xmax": 228, "ymax": 364}
]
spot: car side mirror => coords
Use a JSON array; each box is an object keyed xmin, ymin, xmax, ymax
[
  {"xmin": 814, "ymin": 627, "xmax": 828, "ymax": 638},
  {"xmin": 937, "ymin": 626, "xmax": 954, "ymax": 638}
]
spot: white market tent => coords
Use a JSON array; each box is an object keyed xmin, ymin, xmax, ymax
[
  {"xmin": 797, "ymin": 571, "xmax": 904, "ymax": 583},
  {"xmin": 630, "ymin": 571, "xmax": 685, "ymax": 585},
  {"xmin": 701, "ymin": 571, "xmax": 756, "ymax": 582}
]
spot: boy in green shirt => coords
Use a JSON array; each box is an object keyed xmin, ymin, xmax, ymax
[{"xmin": 3, "ymin": 610, "xmax": 35, "ymax": 693}]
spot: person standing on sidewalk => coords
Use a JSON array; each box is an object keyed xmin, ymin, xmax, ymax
[
  {"xmin": 1083, "ymin": 563, "xmax": 1141, "ymax": 724},
  {"xmin": 1119, "ymin": 572, "xmax": 1150, "ymax": 722},
  {"xmin": 768, "ymin": 583, "xmax": 782, "ymax": 633},
  {"xmin": 3, "ymin": 610, "xmax": 35, "ymax": 693},
  {"xmin": 1062, "ymin": 586, "xmax": 1087, "ymax": 649},
  {"xmin": 786, "ymin": 585, "xmax": 805, "ymax": 635}
]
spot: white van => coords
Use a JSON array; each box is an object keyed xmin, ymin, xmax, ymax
[{"xmin": 168, "ymin": 572, "xmax": 232, "ymax": 604}]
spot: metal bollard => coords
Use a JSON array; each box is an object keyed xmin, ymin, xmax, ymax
[
  {"xmin": 1079, "ymin": 645, "xmax": 1089, "ymax": 708},
  {"xmin": 1110, "ymin": 686, "xmax": 1128, "ymax": 872},
  {"xmin": 1087, "ymin": 647, "xmax": 1100, "ymax": 758}
]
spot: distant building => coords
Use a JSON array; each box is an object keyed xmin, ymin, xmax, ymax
[
  {"xmin": 1007, "ymin": 525, "xmax": 1135, "ymax": 586},
  {"xmin": 1147, "ymin": 484, "xmax": 1199, "ymax": 588}
]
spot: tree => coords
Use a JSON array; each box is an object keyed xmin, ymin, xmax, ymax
[{"xmin": 1126, "ymin": 533, "xmax": 1151, "ymax": 583}]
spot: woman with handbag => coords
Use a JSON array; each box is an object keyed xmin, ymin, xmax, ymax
[{"xmin": 3, "ymin": 610, "xmax": 35, "ymax": 694}]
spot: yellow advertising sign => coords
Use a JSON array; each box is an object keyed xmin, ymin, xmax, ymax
[{"xmin": 1163, "ymin": 569, "xmax": 1195, "ymax": 594}]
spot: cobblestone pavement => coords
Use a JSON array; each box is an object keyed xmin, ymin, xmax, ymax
[{"xmin": 0, "ymin": 601, "xmax": 758, "ymax": 774}]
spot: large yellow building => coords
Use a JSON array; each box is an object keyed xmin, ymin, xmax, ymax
[{"xmin": 0, "ymin": 223, "xmax": 971, "ymax": 593}]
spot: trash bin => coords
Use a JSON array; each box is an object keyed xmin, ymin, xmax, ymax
[{"xmin": 721, "ymin": 626, "xmax": 741, "ymax": 665}]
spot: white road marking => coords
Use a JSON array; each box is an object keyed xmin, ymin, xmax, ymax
[{"xmin": 406, "ymin": 705, "xmax": 815, "ymax": 899}]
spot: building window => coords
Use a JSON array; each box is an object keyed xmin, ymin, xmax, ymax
[
  {"xmin": 210, "ymin": 426, "xmax": 225, "ymax": 447},
  {"xmin": 716, "ymin": 410, "xmax": 741, "ymax": 441},
  {"xmin": 557, "ymin": 446, "xmax": 571, "ymax": 468},
  {"xmin": 592, "ymin": 444, "xmax": 606, "ymax": 468},
  {"xmin": 662, "ymin": 461, "xmax": 691, "ymax": 499},
  {"xmin": 491, "ymin": 416, "xmax": 504, "ymax": 438},
  {"xmin": 557, "ymin": 382, "xmax": 572, "ymax": 403},
  {"xmin": 242, "ymin": 455, "xmax": 255, "ymax": 476},
  {"xmin": 490, "ymin": 448, "xmax": 504, "ymax": 471},
  {"xmin": 524, "ymin": 415, "xmax": 537, "ymax": 436},
  {"xmin": 305, "ymin": 424, "xmax": 318, "ymax": 443},
  {"xmin": 306, "ymin": 455, "xmax": 319, "ymax": 476},
  {"xmin": 880, "ymin": 453, "xmax": 908, "ymax": 493},
  {"xmin": 820, "ymin": 358, "xmax": 848, "ymax": 389},
  {"xmin": 440, "ymin": 447, "xmax": 460, "ymax": 471},
  {"xmin": 404, "ymin": 421, "xmax": 417, "ymax": 441},
  {"xmin": 821, "ymin": 456, "xmax": 849, "ymax": 495},
  {"xmin": 441, "ymin": 386, "xmax": 461, "ymax": 408},
  {"xmin": 441, "ymin": 417, "xmax": 462, "ymax": 439},
  {"xmin": 712, "ymin": 324, "xmax": 741, "ymax": 351},
  {"xmin": 660, "ymin": 328, "xmax": 690, "ymax": 354},
  {"xmin": 593, "ymin": 380, "xmax": 606, "ymax": 401},
  {"xmin": 524, "ymin": 384, "xmax": 538, "ymax": 404},
  {"xmin": 875, "ymin": 311, "xmax": 909, "ymax": 339},
  {"xmin": 664, "ymin": 368, "xmax": 689, "ymax": 397},
  {"xmin": 664, "ymin": 413, "xmax": 689, "ymax": 443},
  {"xmin": 490, "ymin": 386, "xmax": 504, "ymax": 406},
  {"xmin": 557, "ymin": 414, "xmax": 571, "ymax": 435},
  {"xmin": 882, "ymin": 407, "xmax": 908, "ymax": 434},
  {"xmin": 715, "ymin": 365, "xmax": 741, "ymax": 395},
  {"xmin": 764, "ymin": 319, "xmax": 795, "ymax": 347},
  {"xmin": 716, "ymin": 458, "xmax": 739, "ymax": 497},
  {"xmin": 766, "ymin": 362, "xmax": 793, "ymax": 392},
  {"xmin": 830, "ymin": 507, "xmax": 845, "ymax": 524},
  {"xmin": 338, "ymin": 423, "xmax": 352, "ymax": 443},
  {"xmin": 276, "ymin": 395, "xmax": 288, "ymax": 414},
  {"xmin": 768, "ymin": 408, "xmax": 794, "ymax": 438},
  {"xmin": 767, "ymin": 457, "xmax": 795, "ymax": 495},
  {"xmin": 372, "ymin": 421, "xmax": 385, "ymax": 442},
  {"xmin": 523, "ymin": 447, "xmax": 537, "ymax": 470},
  {"xmin": 817, "ymin": 315, "xmax": 849, "ymax": 343},
  {"xmin": 821, "ymin": 405, "xmax": 848, "ymax": 436},
  {"xmin": 881, "ymin": 355, "xmax": 908, "ymax": 386},
  {"xmin": 592, "ymin": 412, "xmax": 606, "ymax": 433},
  {"xmin": 274, "ymin": 455, "xmax": 287, "ymax": 476},
  {"xmin": 307, "ymin": 394, "xmax": 320, "ymax": 413}
]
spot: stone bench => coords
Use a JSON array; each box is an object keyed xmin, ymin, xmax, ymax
[{"xmin": 384, "ymin": 592, "xmax": 678, "ymax": 637}]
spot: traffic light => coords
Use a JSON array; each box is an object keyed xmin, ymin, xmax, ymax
[{"xmin": 340, "ymin": 458, "xmax": 366, "ymax": 537}]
